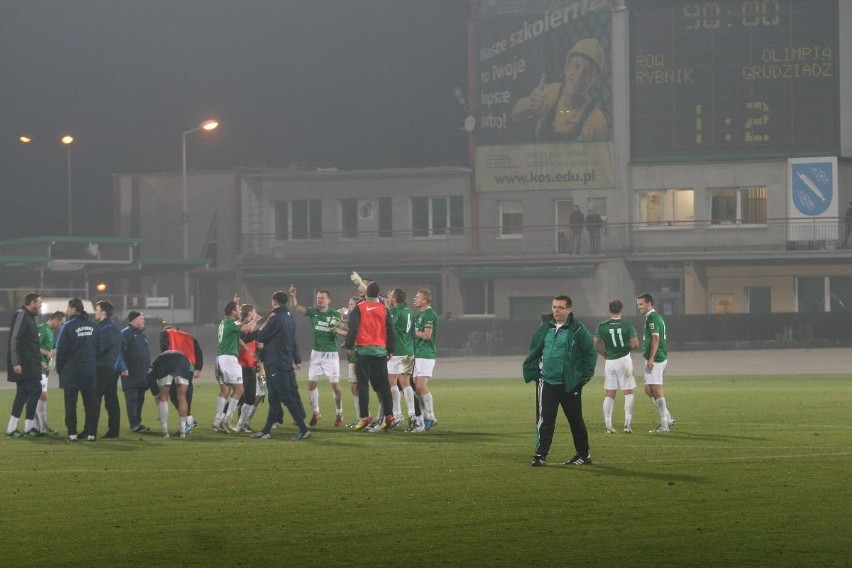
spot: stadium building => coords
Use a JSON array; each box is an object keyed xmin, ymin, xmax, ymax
[{"xmin": 6, "ymin": 1, "xmax": 849, "ymax": 334}]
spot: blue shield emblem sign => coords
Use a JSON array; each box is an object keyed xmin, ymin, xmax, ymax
[{"xmin": 791, "ymin": 162, "xmax": 833, "ymax": 216}]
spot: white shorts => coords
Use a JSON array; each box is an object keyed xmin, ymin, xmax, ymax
[
  {"xmin": 643, "ymin": 359, "xmax": 668, "ymax": 385},
  {"xmin": 604, "ymin": 354, "xmax": 636, "ymax": 390},
  {"xmin": 413, "ymin": 358, "xmax": 435, "ymax": 378},
  {"xmin": 347, "ymin": 362, "xmax": 357, "ymax": 384},
  {"xmin": 216, "ymin": 355, "xmax": 243, "ymax": 385},
  {"xmin": 309, "ymin": 350, "xmax": 340, "ymax": 382},
  {"xmin": 157, "ymin": 374, "xmax": 190, "ymax": 387},
  {"xmin": 41, "ymin": 372, "xmax": 49, "ymax": 393},
  {"xmin": 387, "ymin": 355, "xmax": 414, "ymax": 376}
]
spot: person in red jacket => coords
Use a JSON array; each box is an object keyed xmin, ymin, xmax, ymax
[
  {"xmin": 344, "ymin": 281, "xmax": 396, "ymax": 431},
  {"xmin": 159, "ymin": 326, "xmax": 204, "ymax": 433},
  {"xmin": 235, "ymin": 304, "xmax": 264, "ymax": 433}
]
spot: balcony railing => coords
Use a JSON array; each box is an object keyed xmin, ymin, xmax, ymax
[{"xmin": 240, "ymin": 217, "xmax": 850, "ymax": 265}]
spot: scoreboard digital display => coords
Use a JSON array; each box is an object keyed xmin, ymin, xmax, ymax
[{"xmin": 630, "ymin": 0, "xmax": 839, "ymax": 162}]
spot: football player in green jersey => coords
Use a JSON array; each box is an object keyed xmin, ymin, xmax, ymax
[
  {"xmin": 36, "ymin": 311, "xmax": 65, "ymax": 434},
  {"xmin": 289, "ymin": 285, "xmax": 344, "ymax": 427},
  {"xmin": 594, "ymin": 300, "xmax": 639, "ymax": 433},
  {"xmin": 335, "ymin": 296, "xmax": 361, "ymax": 427},
  {"xmin": 214, "ymin": 300, "xmax": 260, "ymax": 432},
  {"xmin": 411, "ymin": 289, "xmax": 438, "ymax": 431},
  {"xmin": 636, "ymin": 293, "xmax": 674, "ymax": 433},
  {"xmin": 387, "ymin": 288, "xmax": 415, "ymax": 428}
]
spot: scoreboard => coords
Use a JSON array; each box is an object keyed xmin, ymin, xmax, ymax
[{"xmin": 630, "ymin": 0, "xmax": 838, "ymax": 162}]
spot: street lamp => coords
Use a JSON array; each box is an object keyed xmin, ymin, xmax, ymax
[
  {"xmin": 61, "ymin": 135, "xmax": 74, "ymax": 236},
  {"xmin": 181, "ymin": 119, "xmax": 219, "ymax": 306},
  {"xmin": 19, "ymin": 134, "xmax": 74, "ymax": 234}
]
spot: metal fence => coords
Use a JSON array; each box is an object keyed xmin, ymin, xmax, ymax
[{"xmin": 240, "ymin": 217, "xmax": 849, "ymax": 265}]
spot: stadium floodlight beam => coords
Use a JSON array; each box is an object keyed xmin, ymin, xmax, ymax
[{"xmin": 181, "ymin": 119, "xmax": 219, "ymax": 307}]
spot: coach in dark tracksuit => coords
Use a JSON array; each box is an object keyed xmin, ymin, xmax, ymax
[
  {"xmin": 254, "ymin": 290, "xmax": 308, "ymax": 439},
  {"xmin": 6, "ymin": 293, "xmax": 44, "ymax": 437},
  {"xmin": 56, "ymin": 299, "xmax": 98, "ymax": 441},
  {"xmin": 94, "ymin": 300, "xmax": 123, "ymax": 438},
  {"xmin": 121, "ymin": 311, "xmax": 151, "ymax": 432}
]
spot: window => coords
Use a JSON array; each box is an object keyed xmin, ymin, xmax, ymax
[
  {"xmin": 509, "ymin": 296, "xmax": 552, "ymax": 319},
  {"xmin": 709, "ymin": 187, "xmax": 767, "ymax": 225},
  {"xmin": 460, "ymin": 278, "xmax": 494, "ymax": 315},
  {"xmin": 556, "ymin": 200, "xmax": 576, "ymax": 253},
  {"xmin": 274, "ymin": 202, "xmax": 289, "ymax": 240},
  {"xmin": 412, "ymin": 196, "xmax": 464, "ymax": 237},
  {"xmin": 746, "ymin": 287, "xmax": 771, "ymax": 313},
  {"xmin": 499, "ymin": 201, "xmax": 522, "ymax": 237},
  {"xmin": 378, "ymin": 197, "xmax": 392, "ymax": 237},
  {"xmin": 796, "ymin": 277, "xmax": 825, "ymax": 312},
  {"xmin": 638, "ymin": 189, "xmax": 694, "ymax": 225},
  {"xmin": 275, "ymin": 199, "xmax": 321, "ymax": 241},
  {"xmin": 830, "ymin": 277, "xmax": 852, "ymax": 312},
  {"xmin": 341, "ymin": 198, "xmax": 392, "ymax": 238},
  {"xmin": 341, "ymin": 199, "xmax": 357, "ymax": 238}
]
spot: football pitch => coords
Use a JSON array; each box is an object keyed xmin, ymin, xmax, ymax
[{"xmin": 3, "ymin": 374, "xmax": 851, "ymax": 567}]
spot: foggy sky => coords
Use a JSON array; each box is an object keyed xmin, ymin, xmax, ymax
[{"xmin": 0, "ymin": 0, "xmax": 470, "ymax": 238}]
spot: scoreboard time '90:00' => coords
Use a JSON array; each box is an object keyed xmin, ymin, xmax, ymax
[{"xmin": 629, "ymin": 0, "xmax": 838, "ymax": 162}]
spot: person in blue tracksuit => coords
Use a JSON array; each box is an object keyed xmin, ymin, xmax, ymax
[
  {"xmin": 251, "ymin": 290, "xmax": 308, "ymax": 440},
  {"xmin": 94, "ymin": 300, "xmax": 123, "ymax": 438},
  {"xmin": 121, "ymin": 311, "xmax": 151, "ymax": 433},
  {"xmin": 55, "ymin": 299, "xmax": 98, "ymax": 441}
]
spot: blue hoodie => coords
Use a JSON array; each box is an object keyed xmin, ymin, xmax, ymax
[{"xmin": 55, "ymin": 313, "xmax": 97, "ymax": 391}]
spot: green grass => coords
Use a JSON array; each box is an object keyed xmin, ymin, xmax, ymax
[{"xmin": 3, "ymin": 375, "xmax": 851, "ymax": 567}]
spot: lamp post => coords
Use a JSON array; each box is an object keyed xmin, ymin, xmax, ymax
[
  {"xmin": 61, "ymin": 135, "xmax": 74, "ymax": 236},
  {"xmin": 19, "ymin": 133, "xmax": 75, "ymax": 236},
  {"xmin": 181, "ymin": 119, "xmax": 219, "ymax": 306}
]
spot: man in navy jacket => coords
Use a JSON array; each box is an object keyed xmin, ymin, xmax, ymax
[
  {"xmin": 251, "ymin": 290, "xmax": 309, "ymax": 440},
  {"xmin": 55, "ymin": 299, "xmax": 98, "ymax": 441},
  {"xmin": 94, "ymin": 300, "xmax": 123, "ymax": 438},
  {"xmin": 121, "ymin": 311, "xmax": 151, "ymax": 433}
]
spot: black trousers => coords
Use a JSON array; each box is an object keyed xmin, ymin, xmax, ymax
[
  {"xmin": 64, "ymin": 388, "xmax": 99, "ymax": 437},
  {"xmin": 96, "ymin": 367, "xmax": 121, "ymax": 437},
  {"xmin": 124, "ymin": 387, "xmax": 147, "ymax": 428},
  {"xmin": 11, "ymin": 377, "xmax": 42, "ymax": 422},
  {"xmin": 535, "ymin": 380, "xmax": 589, "ymax": 458},
  {"xmin": 262, "ymin": 369, "xmax": 308, "ymax": 434},
  {"xmin": 355, "ymin": 354, "xmax": 393, "ymax": 420}
]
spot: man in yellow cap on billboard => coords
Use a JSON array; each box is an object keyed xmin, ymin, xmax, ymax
[{"xmin": 512, "ymin": 38, "xmax": 608, "ymax": 142}]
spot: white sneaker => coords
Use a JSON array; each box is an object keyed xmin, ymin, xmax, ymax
[
  {"xmin": 162, "ymin": 431, "xmax": 170, "ymax": 438},
  {"xmin": 649, "ymin": 425, "xmax": 670, "ymax": 433},
  {"xmin": 623, "ymin": 425, "xmax": 632, "ymax": 434}
]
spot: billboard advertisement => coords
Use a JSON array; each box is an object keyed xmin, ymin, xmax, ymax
[{"xmin": 473, "ymin": 0, "xmax": 613, "ymax": 191}]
